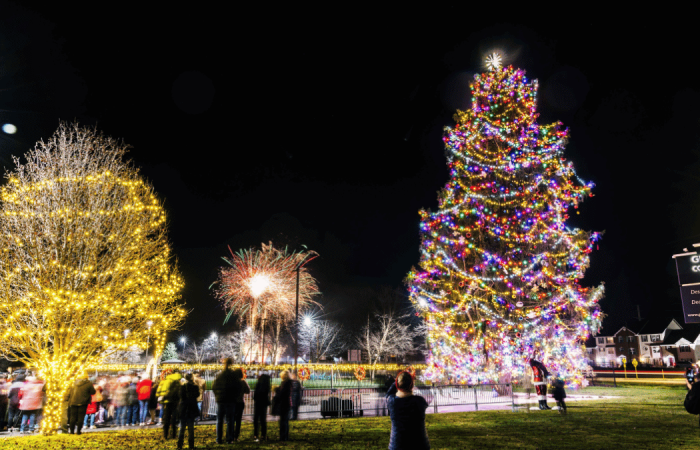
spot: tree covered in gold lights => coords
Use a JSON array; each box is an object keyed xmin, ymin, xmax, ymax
[{"xmin": 0, "ymin": 123, "xmax": 186, "ymax": 434}]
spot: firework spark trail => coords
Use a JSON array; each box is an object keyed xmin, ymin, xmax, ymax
[{"xmin": 214, "ymin": 242, "xmax": 319, "ymax": 330}]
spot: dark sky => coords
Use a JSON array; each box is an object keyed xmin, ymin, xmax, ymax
[{"xmin": 1, "ymin": 5, "xmax": 698, "ymax": 341}]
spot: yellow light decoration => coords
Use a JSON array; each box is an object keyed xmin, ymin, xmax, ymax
[
  {"xmin": 89, "ymin": 363, "xmax": 427, "ymax": 373},
  {"xmin": 0, "ymin": 123, "xmax": 186, "ymax": 434}
]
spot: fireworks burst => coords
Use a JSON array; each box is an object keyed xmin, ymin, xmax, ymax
[{"xmin": 213, "ymin": 242, "xmax": 319, "ymax": 328}]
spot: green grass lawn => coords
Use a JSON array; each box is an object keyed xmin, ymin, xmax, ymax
[{"xmin": 2, "ymin": 385, "xmax": 699, "ymax": 449}]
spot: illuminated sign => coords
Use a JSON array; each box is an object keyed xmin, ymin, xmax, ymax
[
  {"xmin": 673, "ymin": 253, "xmax": 700, "ymax": 286},
  {"xmin": 680, "ymin": 284, "xmax": 700, "ymax": 324}
]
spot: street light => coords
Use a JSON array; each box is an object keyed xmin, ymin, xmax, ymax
[
  {"xmin": 294, "ymin": 252, "xmax": 318, "ymax": 369},
  {"xmin": 303, "ymin": 316, "xmax": 317, "ymax": 363}
]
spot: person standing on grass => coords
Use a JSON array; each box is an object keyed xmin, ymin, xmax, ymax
[
  {"xmin": 193, "ymin": 371, "xmax": 206, "ymax": 421},
  {"xmin": 177, "ymin": 373, "xmax": 201, "ymax": 450},
  {"xmin": 232, "ymin": 368, "xmax": 250, "ymax": 441},
  {"xmin": 212, "ymin": 358, "xmax": 240, "ymax": 444},
  {"xmin": 137, "ymin": 375, "xmax": 152, "ymax": 426},
  {"xmin": 252, "ymin": 373, "xmax": 271, "ymax": 442},
  {"xmin": 386, "ymin": 371, "xmax": 429, "ymax": 450},
  {"xmin": 552, "ymin": 377, "xmax": 567, "ymax": 414},
  {"xmin": 686, "ymin": 372, "xmax": 700, "ymax": 426},
  {"xmin": 290, "ymin": 371, "xmax": 302, "ymax": 420},
  {"xmin": 160, "ymin": 370, "xmax": 183, "ymax": 440},
  {"xmin": 276, "ymin": 370, "xmax": 293, "ymax": 442}
]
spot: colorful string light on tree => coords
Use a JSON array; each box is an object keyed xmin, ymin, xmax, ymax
[{"xmin": 407, "ymin": 62, "xmax": 603, "ymax": 388}]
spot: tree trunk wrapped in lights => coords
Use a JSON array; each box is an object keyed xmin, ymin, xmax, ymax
[
  {"xmin": 407, "ymin": 58, "xmax": 603, "ymax": 387},
  {"xmin": 0, "ymin": 123, "xmax": 186, "ymax": 434}
]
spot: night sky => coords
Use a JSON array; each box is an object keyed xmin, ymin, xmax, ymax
[{"xmin": 1, "ymin": 6, "xmax": 698, "ymax": 343}]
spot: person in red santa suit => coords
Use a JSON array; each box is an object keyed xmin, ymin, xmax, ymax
[{"xmin": 529, "ymin": 359, "xmax": 551, "ymax": 410}]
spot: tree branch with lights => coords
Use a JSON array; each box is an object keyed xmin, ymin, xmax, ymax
[
  {"xmin": 407, "ymin": 56, "xmax": 603, "ymax": 386},
  {"xmin": 0, "ymin": 123, "xmax": 186, "ymax": 434}
]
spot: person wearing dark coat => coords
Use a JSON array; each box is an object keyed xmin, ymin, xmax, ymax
[
  {"xmin": 148, "ymin": 380, "xmax": 160, "ymax": 425},
  {"xmin": 67, "ymin": 372, "xmax": 96, "ymax": 435},
  {"xmin": 7, "ymin": 374, "xmax": 25, "ymax": 431},
  {"xmin": 290, "ymin": 372, "xmax": 302, "ymax": 420},
  {"xmin": 276, "ymin": 370, "xmax": 292, "ymax": 442},
  {"xmin": 211, "ymin": 358, "xmax": 241, "ymax": 444},
  {"xmin": 552, "ymin": 377, "xmax": 567, "ymax": 414},
  {"xmin": 177, "ymin": 374, "xmax": 200, "ymax": 450},
  {"xmin": 386, "ymin": 371, "xmax": 430, "ymax": 450},
  {"xmin": 232, "ymin": 368, "xmax": 250, "ymax": 441},
  {"xmin": 252, "ymin": 374, "xmax": 271, "ymax": 442}
]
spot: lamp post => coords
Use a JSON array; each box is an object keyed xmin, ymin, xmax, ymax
[
  {"xmin": 294, "ymin": 252, "xmax": 318, "ymax": 370},
  {"xmin": 303, "ymin": 316, "xmax": 316, "ymax": 363},
  {"xmin": 211, "ymin": 332, "xmax": 217, "ymax": 363}
]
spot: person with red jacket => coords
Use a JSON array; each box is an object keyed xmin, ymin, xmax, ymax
[{"xmin": 136, "ymin": 375, "xmax": 152, "ymax": 426}]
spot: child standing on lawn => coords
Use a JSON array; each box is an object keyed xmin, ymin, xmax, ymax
[{"xmin": 552, "ymin": 377, "xmax": 566, "ymax": 414}]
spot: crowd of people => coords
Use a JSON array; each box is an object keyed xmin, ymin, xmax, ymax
[
  {"xmin": 0, "ymin": 369, "xmax": 208, "ymax": 438},
  {"xmin": 0, "ymin": 363, "xmax": 434, "ymax": 449},
  {"xmin": 0, "ymin": 359, "xmax": 301, "ymax": 449}
]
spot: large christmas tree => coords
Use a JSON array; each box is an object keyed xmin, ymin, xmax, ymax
[{"xmin": 407, "ymin": 56, "xmax": 603, "ymax": 386}]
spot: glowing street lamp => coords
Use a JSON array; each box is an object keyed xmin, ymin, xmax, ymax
[{"xmin": 294, "ymin": 252, "xmax": 318, "ymax": 369}]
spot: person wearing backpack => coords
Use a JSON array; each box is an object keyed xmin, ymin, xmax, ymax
[{"xmin": 158, "ymin": 371, "xmax": 183, "ymax": 439}]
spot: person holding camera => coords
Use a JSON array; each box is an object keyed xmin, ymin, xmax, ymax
[{"xmin": 386, "ymin": 371, "xmax": 430, "ymax": 450}]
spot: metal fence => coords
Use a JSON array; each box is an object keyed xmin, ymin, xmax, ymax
[{"xmin": 202, "ymin": 383, "xmax": 514, "ymax": 419}]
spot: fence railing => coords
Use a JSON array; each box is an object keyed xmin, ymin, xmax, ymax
[{"xmin": 202, "ymin": 383, "xmax": 514, "ymax": 419}]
